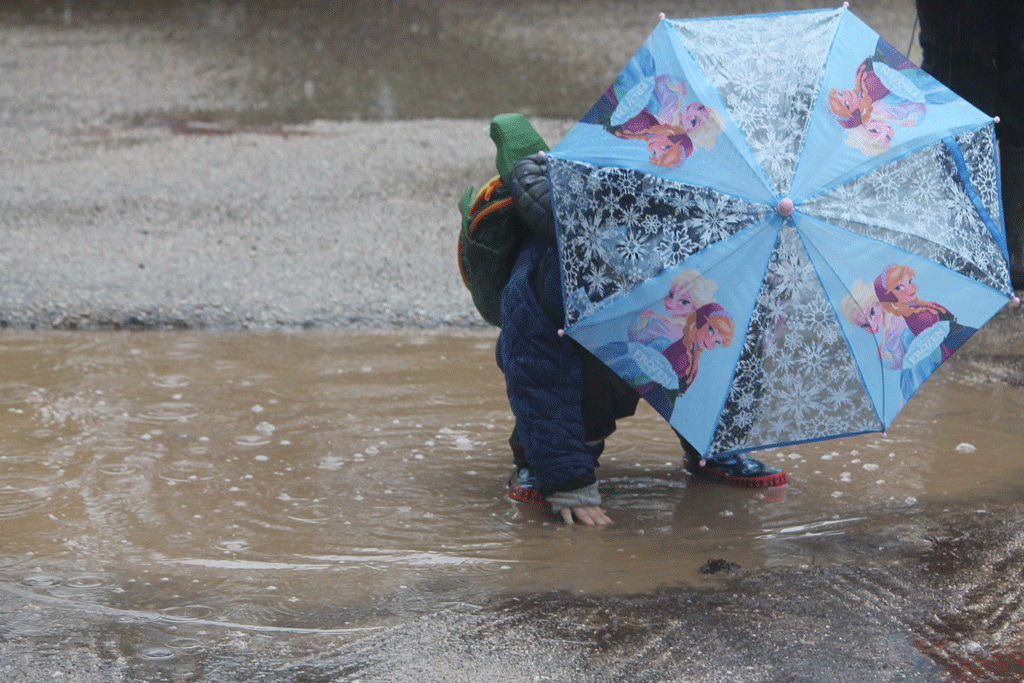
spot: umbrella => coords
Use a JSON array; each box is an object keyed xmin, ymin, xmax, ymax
[{"xmin": 547, "ymin": 5, "xmax": 1016, "ymax": 458}]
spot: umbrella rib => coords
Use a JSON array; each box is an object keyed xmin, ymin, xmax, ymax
[
  {"xmin": 941, "ymin": 136, "xmax": 1004, "ymax": 255},
  {"xmin": 794, "ymin": 122, "xmax": 997, "ymax": 205},
  {"xmin": 793, "ymin": 224, "xmax": 891, "ymax": 431}
]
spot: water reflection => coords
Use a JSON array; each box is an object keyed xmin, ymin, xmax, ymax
[{"xmin": 0, "ymin": 330, "xmax": 1022, "ymax": 633}]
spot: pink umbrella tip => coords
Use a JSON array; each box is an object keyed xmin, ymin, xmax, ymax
[
  {"xmin": 995, "ymin": 116, "xmax": 1001, "ymax": 124},
  {"xmin": 881, "ymin": 431, "xmax": 887, "ymax": 438},
  {"xmin": 843, "ymin": 2, "xmax": 850, "ymax": 8},
  {"xmin": 777, "ymin": 197, "xmax": 795, "ymax": 217},
  {"xmin": 659, "ymin": 12, "xmax": 666, "ymax": 20},
  {"xmin": 537, "ymin": 150, "xmax": 546, "ymax": 159},
  {"xmin": 557, "ymin": 328, "xmax": 566, "ymax": 337},
  {"xmin": 1013, "ymin": 296, "xmax": 1021, "ymax": 305}
]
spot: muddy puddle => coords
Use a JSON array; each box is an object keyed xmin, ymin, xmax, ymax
[{"xmin": 1, "ymin": 330, "xmax": 1022, "ymax": 644}]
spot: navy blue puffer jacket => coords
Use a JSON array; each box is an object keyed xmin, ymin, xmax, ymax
[{"xmin": 495, "ymin": 156, "xmax": 639, "ymax": 495}]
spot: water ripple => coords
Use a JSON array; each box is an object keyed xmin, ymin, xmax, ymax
[
  {"xmin": 136, "ymin": 402, "xmax": 200, "ymax": 422},
  {"xmin": 152, "ymin": 375, "xmax": 191, "ymax": 388},
  {"xmin": 64, "ymin": 575, "xmax": 109, "ymax": 590},
  {"xmin": 0, "ymin": 476, "xmax": 57, "ymax": 518},
  {"xmin": 160, "ymin": 604, "xmax": 216, "ymax": 621}
]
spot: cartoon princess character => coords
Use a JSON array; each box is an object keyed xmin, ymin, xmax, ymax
[
  {"xmin": 828, "ymin": 42, "xmax": 926, "ymax": 131},
  {"xmin": 597, "ymin": 270, "xmax": 718, "ymax": 389},
  {"xmin": 828, "ymin": 37, "xmax": 956, "ymax": 155},
  {"xmin": 840, "ymin": 279, "xmax": 908, "ymax": 369},
  {"xmin": 629, "ymin": 269, "xmax": 719, "ymax": 349},
  {"xmin": 638, "ymin": 107, "xmax": 725, "ymax": 168},
  {"xmin": 618, "ymin": 85, "xmax": 725, "ymax": 168},
  {"xmin": 638, "ymin": 302, "xmax": 735, "ymax": 420},
  {"xmin": 841, "ymin": 279, "xmax": 921, "ymax": 403},
  {"xmin": 843, "ymin": 118, "xmax": 896, "ymax": 157},
  {"xmin": 873, "ymin": 264, "xmax": 976, "ymax": 365},
  {"xmin": 582, "ymin": 67, "xmax": 725, "ymax": 168}
]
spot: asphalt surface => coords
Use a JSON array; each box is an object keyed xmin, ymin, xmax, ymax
[{"xmin": 2, "ymin": 2, "xmax": 1024, "ymax": 681}]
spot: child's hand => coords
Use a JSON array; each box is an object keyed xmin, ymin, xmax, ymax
[{"xmin": 560, "ymin": 505, "xmax": 612, "ymax": 526}]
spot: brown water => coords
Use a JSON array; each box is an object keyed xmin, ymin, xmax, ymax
[{"xmin": 1, "ymin": 330, "xmax": 1022, "ymax": 641}]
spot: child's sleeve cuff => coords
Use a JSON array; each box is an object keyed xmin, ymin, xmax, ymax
[{"xmin": 546, "ymin": 482, "xmax": 601, "ymax": 512}]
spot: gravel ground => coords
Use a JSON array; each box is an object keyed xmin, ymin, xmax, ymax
[{"xmin": 0, "ymin": 114, "xmax": 533, "ymax": 330}]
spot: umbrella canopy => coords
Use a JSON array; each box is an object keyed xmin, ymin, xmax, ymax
[{"xmin": 548, "ymin": 6, "xmax": 1014, "ymax": 457}]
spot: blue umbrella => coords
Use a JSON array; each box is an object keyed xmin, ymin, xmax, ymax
[{"xmin": 548, "ymin": 6, "xmax": 1015, "ymax": 457}]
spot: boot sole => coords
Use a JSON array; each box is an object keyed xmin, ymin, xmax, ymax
[
  {"xmin": 508, "ymin": 484, "xmax": 547, "ymax": 505},
  {"xmin": 692, "ymin": 463, "xmax": 789, "ymax": 489}
]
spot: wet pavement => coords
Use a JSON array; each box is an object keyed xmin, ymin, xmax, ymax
[
  {"xmin": 2, "ymin": 1, "xmax": 1024, "ymax": 681},
  {"xmin": 0, "ymin": 0, "xmax": 924, "ymax": 126}
]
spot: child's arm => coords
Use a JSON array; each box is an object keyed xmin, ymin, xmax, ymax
[
  {"xmin": 548, "ymin": 484, "xmax": 611, "ymax": 525},
  {"xmin": 498, "ymin": 240, "xmax": 608, "ymax": 522},
  {"xmin": 509, "ymin": 154, "xmax": 557, "ymax": 248}
]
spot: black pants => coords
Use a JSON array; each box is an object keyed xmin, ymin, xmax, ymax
[
  {"xmin": 916, "ymin": 0, "xmax": 1024, "ymax": 284},
  {"xmin": 916, "ymin": 0, "xmax": 1024, "ymax": 146}
]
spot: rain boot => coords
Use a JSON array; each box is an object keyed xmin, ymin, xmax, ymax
[
  {"xmin": 677, "ymin": 432, "xmax": 788, "ymax": 489},
  {"xmin": 1001, "ymin": 143, "xmax": 1024, "ymax": 291}
]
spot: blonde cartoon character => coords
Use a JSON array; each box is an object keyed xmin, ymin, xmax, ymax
[
  {"xmin": 858, "ymin": 265, "xmax": 977, "ymax": 402},
  {"xmin": 640, "ymin": 104, "xmax": 726, "ymax": 168},
  {"xmin": 840, "ymin": 279, "xmax": 910, "ymax": 371},
  {"xmin": 873, "ymin": 264, "xmax": 975, "ymax": 363},
  {"xmin": 597, "ymin": 270, "xmax": 719, "ymax": 396},
  {"xmin": 629, "ymin": 269, "xmax": 719, "ymax": 350},
  {"xmin": 828, "ymin": 38, "xmax": 935, "ymax": 155},
  {"xmin": 843, "ymin": 119, "xmax": 896, "ymax": 157},
  {"xmin": 637, "ymin": 303, "xmax": 736, "ymax": 419},
  {"xmin": 602, "ymin": 74, "xmax": 726, "ymax": 168}
]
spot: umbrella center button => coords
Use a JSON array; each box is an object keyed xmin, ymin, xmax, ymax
[{"xmin": 777, "ymin": 197, "xmax": 795, "ymax": 217}]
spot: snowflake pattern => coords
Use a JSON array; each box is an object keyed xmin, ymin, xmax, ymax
[
  {"xmin": 708, "ymin": 227, "xmax": 878, "ymax": 455},
  {"xmin": 549, "ymin": 158, "xmax": 767, "ymax": 326},
  {"xmin": 800, "ymin": 132, "xmax": 1010, "ymax": 292},
  {"xmin": 670, "ymin": 10, "xmax": 842, "ymax": 197},
  {"xmin": 549, "ymin": 11, "xmax": 1006, "ymax": 457},
  {"xmin": 955, "ymin": 127, "xmax": 1002, "ymax": 231}
]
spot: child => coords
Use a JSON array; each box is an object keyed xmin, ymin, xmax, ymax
[{"xmin": 497, "ymin": 139, "xmax": 786, "ymax": 526}]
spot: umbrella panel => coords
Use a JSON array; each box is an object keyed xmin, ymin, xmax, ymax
[{"xmin": 548, "ymin": 7, "xmax": 1010, "ymax": 457}]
